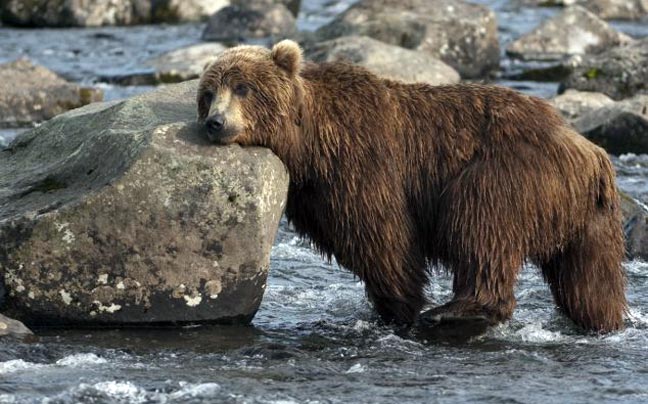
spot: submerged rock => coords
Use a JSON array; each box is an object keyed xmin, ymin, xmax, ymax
[
  {"xmin": 0, "ymin": 80, "xmax": 288, "ymax": 326},
  {"xmin": 506, "ymin": 6, "xmax": 631, "ymax": 61},
  {"xmin": 550, "ymin": 89, "xmax": 614, "ymax": 121},
  {"xmin": 0, "ymin": 313, "xmax": 33, "ymax": 339},
  {"xmin": 559, "ymin": 38, "xmax": 648, "ymax": 100},
  {"xmin": 315, "ymin": 0, "xmax": 499, "ymax": 79},
  {"xmin": 0, "ymin": 59, "xmax": 103, "ymax": 128},
  {"xmin": 202, "ymin": 0, "xmax": 296, "ymax": 42},
  {"xmin": 305, "ymin": 36, "xmax": 460, "ymax": 85},
  {"xmin": 102, "ymin": 43, "xmax": 228, "ymax": 86},
  {"xmin": 573, "ymin": 95, "xmax": 648, "ymax": 155}
]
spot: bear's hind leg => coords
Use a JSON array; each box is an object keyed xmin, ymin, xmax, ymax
[
  {"xmin": 422, "ymin": 257, "xmax": 523, "ymax": 326},
  {"xmin": 540, "ymin": 209, "xmax": 626, "ymax": 332}
]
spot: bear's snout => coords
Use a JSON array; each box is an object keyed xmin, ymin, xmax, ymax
[{"xmin": 206, "ymin": 114, "xmax": 226, "ymax": 137}]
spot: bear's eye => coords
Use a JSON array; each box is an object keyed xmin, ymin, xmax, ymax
[
  {"xmin": 234, "ymin": 83, "xmax": 249, "ymax": 97},
  {"xmin": 202, "ymin": 90, "xmax": 214, "ymax": 105}
]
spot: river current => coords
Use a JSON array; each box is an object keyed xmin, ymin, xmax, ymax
[{"xmin": 2, "ymin": 1, "xmax": 648, "ymax": 403}]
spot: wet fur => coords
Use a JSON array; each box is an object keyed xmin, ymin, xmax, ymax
[{"xmin": 198, "ymin": 42, "xmax": 626, "ymax": 332}]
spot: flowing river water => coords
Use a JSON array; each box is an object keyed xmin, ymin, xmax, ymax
[{"xmin": 2, "ymin": 1, "xmax": 648, "ymax": 403}]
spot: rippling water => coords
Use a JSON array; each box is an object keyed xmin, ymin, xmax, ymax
[
  {"xmin": 2, "ymin": 231, "xmax": 648, "ymax": 403},
  {"xmin": 2, "ymin": 1, "xmax": 648, "ymax": 403}
]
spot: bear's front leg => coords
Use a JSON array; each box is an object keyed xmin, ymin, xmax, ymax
[{"xmin": 351, "ymin": 240, "xmax": 428, "ymax": 327}]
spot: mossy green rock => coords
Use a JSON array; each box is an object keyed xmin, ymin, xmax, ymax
[{"xmin": 0, "ymin": 80, "xmax": 288, "ymax": 326}]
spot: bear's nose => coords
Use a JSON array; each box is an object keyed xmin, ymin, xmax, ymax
[{"xmin": 206, "ymin": 114, "xmax": 225, "ymax": 134}]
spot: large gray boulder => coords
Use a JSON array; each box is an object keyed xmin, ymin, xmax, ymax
[
  {"xmin": 0, "ymin": 59, "xmax": 103, "ymax": 128},
  {"xmin": 305, "ymin": 36, "xmax": 460, "ymax": 85},
  {"xmin": 559, "ymin": 38, "xmax": 648, "ymax": 100},
  {"xmin": 315, "ymin": 0, "xmax": 499, "ymax": 79},
  {"xmin": 202, "ymin": 0, "xmax": 296, "ymax": 42},
  {"xmin": 0, "ymin": 0, "xmax": 232, "ymax": 26},
  {"xmin": 0, "ymin": 0, "xmax": 151, "ymax": 27},
  {"xmin": 506, "ymin": 6, "xmax": 631, "ymax": 61},
  {"xmin": 573, "ymin": 95, "xmax": 648, "ymax": 155},
  {"xmin": 0, "ymin": 80, "xmax": 289, "ymax": 326}
]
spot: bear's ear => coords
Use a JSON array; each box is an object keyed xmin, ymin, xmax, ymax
[{"xmin": 271, "ymin": 40, "xmax": 302, "ymax": 77}]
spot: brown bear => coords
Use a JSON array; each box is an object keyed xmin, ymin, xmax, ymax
[{"xmin": 197, "ymin": 40, "xmax": 626, "ymax": 333}]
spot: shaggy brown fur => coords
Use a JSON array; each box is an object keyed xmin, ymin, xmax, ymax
[{"xmin": 197, "ymin": 40, "xmax": 627, "ymax": 333}]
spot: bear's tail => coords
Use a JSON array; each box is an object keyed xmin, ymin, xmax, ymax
[{"xmin": 594, "ymin": 150, "xmax": 619, "ymax": 212}]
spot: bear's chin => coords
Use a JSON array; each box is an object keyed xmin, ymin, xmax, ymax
[{"xmin": 206, "ymin": 131, "xmax": 242, "ymax": 146}]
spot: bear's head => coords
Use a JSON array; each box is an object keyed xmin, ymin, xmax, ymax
[{"xmin": 197, "ymin": 40, "xmax": 304, "ymax": 148}]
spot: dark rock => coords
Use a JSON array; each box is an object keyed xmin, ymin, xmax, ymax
[
  {"xmin": 550, "ymin": 89, "xmax": 614, "ymax": 121},
  {"xmin": 573, "ymin": 95, "xmax": 648, "ymax": 155},
  {"xmin": 506, "ymin": 6, "xmax": 631, "ymax": 61},
  {"xmin": 505, "ymin": 63, "xmax": 575, "ymax": 82},
  {"xmin": 559, "ymin": 38, "xmax": 648, "ymax": 100},
  {"xmin": 0, "ymin": 59, "xmax": 103, "ymax": 128},
  {"xmin": 305, "ymin": 36, "xmax": 460, "ymax": 85},
  {"xmin": 0, "ymin": 313, "xmax": 33, "ymax": 339},
  {"xmin": 0, "ymin": 0, "xmax": 151, "ymax": 27},
  {"xmin": 315, "ymin": 0, "xmax": 499, "ymax": 79},
  {"xmin": 621, "ymin": 192, "xmax": 648, "ymax": 260},
  {"xmin": 0, "ymin": 80, "xmax": 288, "ymax": 326},
  {"xmin": 202, "ymin": 1, "xmax": 296, "ymax": 43}
]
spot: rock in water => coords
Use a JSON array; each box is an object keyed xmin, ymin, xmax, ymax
[
  {"xmin": 550, "ymin": 89, "xmax": 614, "ymax": 121},
  {"xmin": 559, "ymin": 38, "xmax": 648, "ymax": 101},
  {"xmin": 152, "ymin": 0, "xmax": 230, "ymax": 23},
  {"xmin": 305, "ymin": 36, "xmax": 460, "ymax": 85},
  {"xmin": 0, "ymin": 80, "xmax": 289, "ymax": 326},
  {"xmin": 506, "ymin": 6, "xmax": 631, "ymax": 61},
  {"xmin": 573, "ymin": 95, "xmax": 648, "ymax": 155},
  {"xmin": 102, "ymin": 43, "xmax": 228, "ymax": 86},
  {"xmin": 0, "ymin": 59, "xmax": 103, "ymax": 128},
  {"xmin": 0, "ymin": 313, "xmax": 33, "ymax": 339},
  {"xmin": 202, "ymin": 0, "xmax": 296, "ymax": 42},
  {"xmin": 581, "ymin": 0, "xmax": 648, "ymax": 20},
  {"xmin": 620, "ymin": 192, "xmax": 648, "ymax": 261},
  {"xmin": 315, "ymin": 0, "xmax": 499, "ymax": 79},
  {"xmin": 0, "ymin": 0, "xmax": 151, "ymax": 27}
]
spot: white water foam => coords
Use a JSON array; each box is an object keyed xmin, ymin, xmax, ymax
[
  {"xmin": 0, "ymin": 359, "xmax": 46, "ymax": 375},
  {"xmin": 76, "ymin": 381, "xmax": 148, "ymax": 403},
  {"xmin": 56, "ymin": 353, "xmax": 108, "ymax": 366},
  {"xmin": 345, "ymin": 363, "xmax": 367, "ymax": 374},
  {"xmin": 169, "ymin": 382, "xmax": 221, "ymax": 399},
  {"xmin": 514, "ymin": 323, "xmax": 567, "ymax": 343}
]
